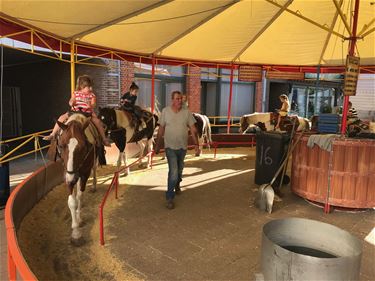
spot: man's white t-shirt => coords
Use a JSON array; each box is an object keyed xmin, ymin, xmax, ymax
[{"xmin": 159, "ymin": 106, "xmax": 196, "ymax": 150}]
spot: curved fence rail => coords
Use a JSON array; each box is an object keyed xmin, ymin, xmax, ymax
[{"xmin": 5, "ymin": 160, "xmax": 64, "ymax": 280}]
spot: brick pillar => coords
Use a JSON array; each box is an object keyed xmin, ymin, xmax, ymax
[
  {"xmin": 96, "ymin": 59, "xmax": 121, "ymax": 108},
  {"xmin": 186, "ymin": 66, "xmax": 201, "ymax": 113},
  {"xmin": 120, "ymin": 60, "xmax": 135, "ymax": 94},
  {"xmin": 255, "ymin": 81, "xmax": 263, "ymax": 112}
]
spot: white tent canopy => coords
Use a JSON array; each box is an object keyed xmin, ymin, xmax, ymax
[{"xmin": 1, "ymin": 0, "xmax": 374, "ymax": 67}]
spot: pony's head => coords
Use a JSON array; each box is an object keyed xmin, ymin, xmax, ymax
[
  {"xmin": 98, "ymin": 107, "xmax": 117, "ymax": 133},
  {"xmin": 57, "ymin": 118, "xmax": 92, "ymax": 187},
  {"xmin": 239, "ymin": 116, "xmax": 249, "ymax": 133}
]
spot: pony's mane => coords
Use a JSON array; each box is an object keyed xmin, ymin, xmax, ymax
[{"xmin": 67, "ymin": 114, "xmax": 89, "ymax": 125}]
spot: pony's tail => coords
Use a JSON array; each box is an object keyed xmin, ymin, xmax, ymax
[
  {"xmin": 205, "ymin": 115, "xmax": 213, "ymax": 144},
  {"xmin": 97, "ymin": 145, "xmax": 107, "ymax": 166}
]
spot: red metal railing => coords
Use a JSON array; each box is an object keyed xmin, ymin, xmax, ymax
[
  {"xmin": 99, "ymin": 151, "xmax": 154, "ymax": 245},
  {"xmin": 212, "ymin": 139, "xmax": 256, "ymax": 158}
]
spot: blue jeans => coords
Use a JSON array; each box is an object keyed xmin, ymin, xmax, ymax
[{"xmin": 165, "ymin": 148, "xmax": 186, "ymax": 200}]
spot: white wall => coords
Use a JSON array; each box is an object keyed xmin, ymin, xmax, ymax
[{"xmin": 350, "ymin": 74, "xmax": 375, "ymax": 121}]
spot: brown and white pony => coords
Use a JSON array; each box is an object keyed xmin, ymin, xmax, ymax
[
  {"xmin": 55, "ymin": 114, "xmax": 100, "ymax": 245},
  {"xmin": 98, "ymin": 107, "xmax": 158, "ymax": 175},
  {"xmin": 240, "ymin": 112, "xmax": 310, "ymax": 134},
  {"xmin": 193, "ymin": 113, "xmax": 212, "ymax": 155},
  {"xmin": 239, "ymin": 112, "xmax": 275, "ymax": 133}
]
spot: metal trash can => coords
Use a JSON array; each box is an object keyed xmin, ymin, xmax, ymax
[
  {"xmin": 259, "ymin": 218, "xmax": 362, "ymax": 281},
  {"xmin": 255, "ymin": 131, "xmax": 289, "ymax": 185},
  {"xmin": 0, "ymin": 144, "xmax": 10, "ymax": 207}
]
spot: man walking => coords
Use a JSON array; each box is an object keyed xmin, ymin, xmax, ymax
[{"xmin": 155, "ymin": 91, "xmax": 199, "ymax": 209}]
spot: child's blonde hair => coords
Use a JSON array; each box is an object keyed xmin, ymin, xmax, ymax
[
  {"xmin": 279, "ymin": 94, "xmax": 289, "ymax": 101},
  {"xmin": 76, "ymin": 75, "xmax": 93, "ymax": 91}
]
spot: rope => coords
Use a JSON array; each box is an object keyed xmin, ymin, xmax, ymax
[{"xmin": 36, "ymin": 137, "xmax": 47, "ymax": 167}]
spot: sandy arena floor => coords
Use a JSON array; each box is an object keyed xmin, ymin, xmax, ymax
[{"xmin": 18, "ymin": 147, "xmax": 375, "ymax": 281}]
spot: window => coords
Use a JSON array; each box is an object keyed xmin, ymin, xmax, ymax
[
  {"xmin": 201, "ymin": 67, "xmax": 218, "ymax": 81},
  {"xmin": 220, "ymin": 83, "xmax": 254, "ymax": 117},
  {"xmin": 291, "ymin": 86, "xmax": 336, "ymax": 118},
  {"xmin": 133, "ymin": 78, "xmax": 161, "ymax": 111},
  {"xmin": 134, "ymin": 63, "xmax": 184, "ymax": 77},
  {"xmin": 221, "ymin": 68, "xmax": 239, "ymax": 82}
]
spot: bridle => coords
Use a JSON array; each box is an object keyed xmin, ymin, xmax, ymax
[{"xmin": 66, "ymin": 141, "xmax": 94, "ymax": 175}]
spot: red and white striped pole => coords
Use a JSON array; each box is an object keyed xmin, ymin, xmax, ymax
[{"xmin": 340, "ymin": 0, "xmax": 360, "ymax": 134}]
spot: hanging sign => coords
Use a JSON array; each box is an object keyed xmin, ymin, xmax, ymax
[
  {"xmin": 238, "ymin": 65, "xmax": 262, "ymax": 82},
  {"xmin": 343, "ymin": 55, "xmax": 360, "ymax": 96},
  {"xmin": 266, "ymin": 71, "xmax": 304, "ymax": 80}
]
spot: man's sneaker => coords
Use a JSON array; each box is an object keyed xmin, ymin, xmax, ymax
[{"xmin": 166, "ymin": 199, "xmax": 175, "ymax": 209}]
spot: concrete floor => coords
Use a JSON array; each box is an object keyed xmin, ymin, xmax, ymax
[{"xmin": 104, "ymin": 149, "xmax": 375, "ymax": 281}]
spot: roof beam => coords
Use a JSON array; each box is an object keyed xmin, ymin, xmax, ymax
[
  {"xmin": 358, "ymin": 18, "xmax": 375, "ymax": 37},
  {"xmin": 360, "ymin": 26, "xmax": 375, "ymax": 38},
  {"xmin": 332, "ymin": 0, "xmax": 352, "ymax": 36},
  {"xmin": 266, "ymin": 0, "xmax": 346, "ymax": 40},
  {"xmin": 68, "ymin": 0, "xmax": 173, "ymax": 40},
  {"xmin": 153, "ymin": 0, "xmax": 239, "ymax": 55},
  {"xmin": 319, "ymin": 0, "xmax": 343, "ymax": 64},
  {"xmin": 233, "ymin": 0, "xmax": 293, "ymax": 61}
]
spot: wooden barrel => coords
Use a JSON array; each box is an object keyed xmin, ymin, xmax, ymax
[{"xmin": 291, "ymin": 135, "xmax": 375, "ymax": 209}]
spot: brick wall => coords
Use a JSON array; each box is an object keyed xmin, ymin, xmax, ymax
[
  {"xmin": 186, "ymin": 66, "xmax": 201, "ymax": 113},
  {"xmin": 120, "ymin": 60, "xmax": 135, "ymax": 95},
  {"xmin": 94, "ymin": 59, "xmax": 121, "ymax": 108},
  {"xmin": 255, "ymin": 81, "xmax": 263, "ymax": 112},
  {"xmin": 87, "ymin": 59, "xmax": 136, "ymax": 109}
]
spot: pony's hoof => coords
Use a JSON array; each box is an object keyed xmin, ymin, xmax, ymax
[
  {"xmin": 89, "ymin": 188, "xmax": 96, "ymax": 193},
  {"xmin": 70, "ymin": 236, "xmax": 85, "ymax": 247},
  {"xmin": 195, "ymin": 152, "xmax": 201, "ymax": 157}
]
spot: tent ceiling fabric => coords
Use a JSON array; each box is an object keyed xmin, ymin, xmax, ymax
[{"xmin": 1, "ymin": 0, "xmax": 374, "ymax": 66}]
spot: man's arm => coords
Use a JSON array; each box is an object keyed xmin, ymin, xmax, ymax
[{"xmin": 155, "ymin": 125, "xmax": 165, "ymax": 154}]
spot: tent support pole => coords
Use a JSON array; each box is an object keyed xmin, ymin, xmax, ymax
[
  {"xmin": 151, "ymin": 56, "xmax": 155, "ymax": 113},
  {"xmin": 70, "ymin": 40, "xmax": 75, "ymax": 96},
  {"xmin": 341, "ymin": 0, "xmax": 360, "ymax": 134},
  {"xmin": 226, "ymin": 64, "xmax": 234, "ymax": 134}
]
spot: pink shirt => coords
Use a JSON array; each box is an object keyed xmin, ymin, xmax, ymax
[{"xmin": 71, "ymin": 90, "xmax": 95, "ymax": 113}]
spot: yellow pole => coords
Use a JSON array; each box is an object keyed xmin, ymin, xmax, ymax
[{"xmin": 70, "ymin": 40, "xmax": 76, "ymax": 96}]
